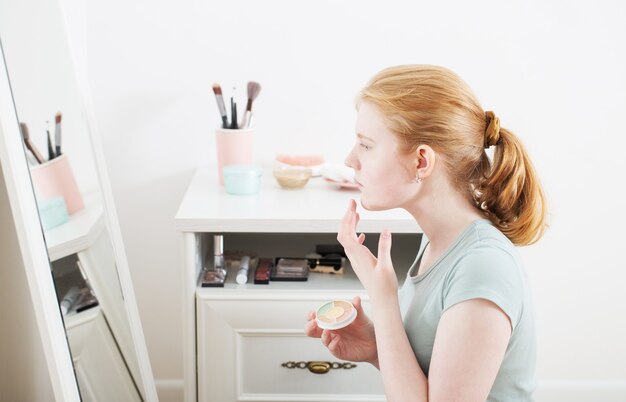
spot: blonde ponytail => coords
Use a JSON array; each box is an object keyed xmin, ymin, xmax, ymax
[
  {"xmin": 359, "ymin": 65, "xmax": 548, "ymax": 246},
  {"xmin": 475, "ymin": 127, "xmax": 548, "ymax": 245}
]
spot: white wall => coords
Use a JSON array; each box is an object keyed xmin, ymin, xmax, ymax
[{"xmin": 80, "ymin": 0, "xmax": 626, "ymax": 399}]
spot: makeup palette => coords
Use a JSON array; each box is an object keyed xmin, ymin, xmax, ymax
[{"xmin": 315, "ymin": 300, "xmax": 357, "ymax": 330}]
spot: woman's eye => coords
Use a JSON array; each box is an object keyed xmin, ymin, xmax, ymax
[{"xmin": 359, "ymin": 143, "xmax": 372, "ymax": 151}]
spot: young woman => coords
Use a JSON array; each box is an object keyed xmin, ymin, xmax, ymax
[{"xmin": 305, "ymin": 65, "xmax": 547, "ymax": 401}]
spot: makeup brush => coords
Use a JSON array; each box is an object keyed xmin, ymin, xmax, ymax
[
  {"xmin": 230, "ymin": 96, "xmax": 238, "ymax": 129},
  {"xmin": 19, "ymin": 122, "xmax": 45, "ymax": 164},
  {"xmin": 47, "ymin": 128, "xmax": 55, "ymax": 160},
  {"xmin": 229, "ymin": 87, "xmax": 238, "ymax": 129},
  {"xmin": 241, "ymin": 81, "xmax": 261, "ymax": 128},
  {"xmin": 212, "ymin": 83, "xmax": 228, "ymax": 128},
  {"xmin": 54, "ymin": 112, "xmax": 62, "ymax": 156}
]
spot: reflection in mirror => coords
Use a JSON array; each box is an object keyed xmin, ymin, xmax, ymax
[{"xmin": 0, "ymin": 0, "xmax": 154, "ymax": 400}]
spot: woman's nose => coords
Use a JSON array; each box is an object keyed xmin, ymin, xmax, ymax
[{"xmin": 344, "ymin": 148, "xmax": 359, "ymax": 170}]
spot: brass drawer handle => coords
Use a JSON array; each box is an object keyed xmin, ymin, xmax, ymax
[
  {"xmin": 308, "ymin": 361, "xmax": 331, "ymax": 374},
  {"xmin": 281, "ymin": 361, "xmax": 357, "ymax": 374}
]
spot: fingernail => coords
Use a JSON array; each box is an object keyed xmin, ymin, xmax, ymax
[{"xmin": 381, "ymin": 230, "xmax": 390, "ymax": 239}]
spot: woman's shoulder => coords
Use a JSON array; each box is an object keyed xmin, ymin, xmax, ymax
[
  {"xmin": 443, "ymin": 220, "xmax": 530, "ymax": 329},
  {"xmin": 449, "ymin": 219, "xmax": 525, "ymax": 282},
  {"xmin": 464, "ymin": 219, "xmax": 519, "ymax": 259}
]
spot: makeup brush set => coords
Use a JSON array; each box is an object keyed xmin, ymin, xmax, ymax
[
  {"xmin": 19, "ymin": 111, "xmax": 64, "ymax": 165},
  {"xmin": 212, "ymin": 81, "xmax": 262, "ymax": 129},
  {"xmin": 20, "ymin": 111, "xmax": 86, "ymax": 223}
]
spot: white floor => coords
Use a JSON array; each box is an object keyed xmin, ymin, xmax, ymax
[{"xmin": 156, "ymin": 380, "xmax": 626, "ymax": 402}]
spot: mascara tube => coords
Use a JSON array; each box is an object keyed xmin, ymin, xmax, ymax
[{"xmin": 236, "ymin": 256, "xmax": 251, "ymax": 284}]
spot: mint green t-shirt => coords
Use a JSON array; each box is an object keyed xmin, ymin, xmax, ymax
[{"xmin": 398, "ymin": 219, "xmax": 536, "ymax": 401}]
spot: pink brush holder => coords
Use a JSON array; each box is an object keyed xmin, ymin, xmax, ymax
[
  {"xmin": 215, "ymin": 127, "xmax": 255, "ymax": 185},
  {"xmin": 30, "ymin": 154, "xmax": 84, "ymax": 214}
]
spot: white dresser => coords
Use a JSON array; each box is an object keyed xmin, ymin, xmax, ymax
[{"xmin": 176, "ymin": 167, "xmax": 422, "ymax": 402}]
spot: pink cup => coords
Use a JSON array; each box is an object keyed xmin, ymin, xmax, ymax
[
  {"xmin": 30, "ymin": 154, "xmax": 84, "ymax": 214},
  {"xmin": 215, "ymin": 128, "xmax": 255, "ymax": 185}
]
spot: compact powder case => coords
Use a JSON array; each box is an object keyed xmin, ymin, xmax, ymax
[{"xmin": 315, "ymin": 300, "xmax": 357, "ymax": 330}]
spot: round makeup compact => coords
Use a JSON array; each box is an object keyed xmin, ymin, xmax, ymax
[{"xmin": 315, "ymin": 300, "xmax": 357, "ymax": 330}]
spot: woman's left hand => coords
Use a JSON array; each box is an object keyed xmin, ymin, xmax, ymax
[{"xmin": 337, "ymin": 199, "xmax": 398, "ymax": 303}]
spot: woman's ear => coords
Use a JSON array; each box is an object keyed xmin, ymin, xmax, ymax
[{"xmin": 415, "ymin": 145, "xmax": 436, "ymax": 179}]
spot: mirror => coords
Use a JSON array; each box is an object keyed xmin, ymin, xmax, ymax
[{"xmin": 0, "ymin": 0, "xmax": 157, "ymax": 400}]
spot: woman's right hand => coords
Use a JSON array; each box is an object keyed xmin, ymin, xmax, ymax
[{"xmin": 304, "ymin": 296, "xmax": 379, "ymax": 367}]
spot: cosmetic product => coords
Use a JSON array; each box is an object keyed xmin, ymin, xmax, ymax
[
  {"xmin": 270, "ymin": 258, "xmax": 309, "ymax": 281},
  {"xmin": 273, "ymin": 165, "xmax": 312, "ymax": 189},
  {"xmin": 315, "ymin": 300, "xmax": 357, "ymax": 330},
  {"xmin": 46, "ymin": 129, "xmax": 55, "ymax": 160},
  {"xmin": 74, "ymin": 288, "xmax": 99, "ymax": 313},
  {"xmin": 201, "ymin": 269, "xmax": 225, "ymax": 287},
  {"xmin": 54, "ymin": 112, "xmax": 62, "ymax": 157},
  {"xmin": 60, "ymin": 286, "xmax": 80, "ymax": 315},
  {"xmin": 201, "ymin": 234, "xmax": 226, "ymax": 287},
  {"xmin": 240, "ymin": 81, "xmax": 261, "ymax": 128},
  {"xmin": 37, "ymin": 196, "xmax": 69, "ymax": 230},
  {"xmin": 307, "ymin": 257, "xmax": 343, "ymax": 275},
  {"xmin": 254, "ymin": 258, "xmax": 272, "ymax": 284},
  {"xmin": 212, "ymin": 83, "xmax": 229, "ymax": 128},
  {"xmin": 213, "ymin": 234, "xmax": 226, "ymax": 276},
  {"xmin": 236, "ymin": 255, "xmax": 251, "ymax": 284},
  {"xmin": 19, "ymin": 122, "xmax": 44, "ymax": 164},
  {"xmin": 223, "ymin": 164, "xmax": 262, "ymax": 195}
]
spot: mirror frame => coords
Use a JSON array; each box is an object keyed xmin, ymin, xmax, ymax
[
  {"xmin": 0, "ymin": 40, "xmax": 80, "ymax": 402},
  {"xmin": 0, "ymin": 5, "xmax": 158, "ymax": 399}
]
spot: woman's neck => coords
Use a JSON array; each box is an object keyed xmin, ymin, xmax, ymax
[{"xmin": 405, "ymin": 180, "xmax": 485, "ymax": 266}]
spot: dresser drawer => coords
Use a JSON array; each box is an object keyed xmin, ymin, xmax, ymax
[{"xmin": 197, "ymin": 296, "xmax": 385, "ymax": 402}]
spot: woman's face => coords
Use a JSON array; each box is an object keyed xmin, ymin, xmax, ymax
[{"xmin": 345, "ymin": 101, "xmax": 417, "ymax": 211}]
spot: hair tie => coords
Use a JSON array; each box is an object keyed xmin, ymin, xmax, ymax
[{"xmin": 484, "ymin": 111, "xmax": 501, "ymax": 148}]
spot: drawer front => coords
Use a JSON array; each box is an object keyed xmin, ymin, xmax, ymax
[{"xmin": 197, "ymin": 298, "xmax": 385, "ymax": 402}]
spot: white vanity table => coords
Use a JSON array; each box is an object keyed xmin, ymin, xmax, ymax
[{"xmin": 176, "ymin": 167, "xmax": 422, "ymax": 402}]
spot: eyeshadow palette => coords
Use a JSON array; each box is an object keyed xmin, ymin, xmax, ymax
[
  {"xmin": 270, "ymin": 258, "xmax": 309, "ymax": 281},
  {"xmin": 315, "ymin": 300, "xmax": 357, "ymax": 330}
]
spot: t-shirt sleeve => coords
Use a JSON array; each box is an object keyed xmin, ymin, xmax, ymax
[{"xmin": 442, "ymin": 247, "xmax": 524, "ymax": 330}]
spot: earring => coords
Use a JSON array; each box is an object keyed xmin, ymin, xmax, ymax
[{"xmin": 414, "ymin": 172, "xmax": 422, "ymax": 184}]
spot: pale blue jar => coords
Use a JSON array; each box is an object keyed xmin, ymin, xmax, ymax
[
  {"xmin": 37, "ymin": 196, "xmax": 69, "ymax": 230},
  {"xmin": 222, "ymin": 165, "xmax": 262, "ymax": 195}
]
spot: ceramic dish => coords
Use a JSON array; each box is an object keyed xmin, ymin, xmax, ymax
[{"xmin": 273, "ymin": 166, "xmax": 312, "ymax": 189}]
